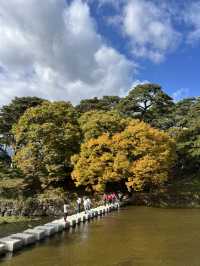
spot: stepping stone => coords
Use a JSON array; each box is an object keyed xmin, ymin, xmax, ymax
[
  {"xmin": 67, "ymin": 217, "xmax": 76, "ymax": 227},
  {"xmin": 94, "ymin": 210, "xmax": 98, "ymax": 216},
  {"xmin": 85, "ymin": 213, "xmax": 90, "ymax": 220},
  {"xmin": 0, "ymin": 237, "xmax": 23, "ymax": 252},
  {"xmin": 35, "ymin": 226, "xmax": 56, "ymax": 237},
  {"xmin": 0, "ymin": 243, "xmax": 6, "ymax": 255},
  {"xmin": 10, "ymin": 233, "xmax": 36, "ymax": 246},
  {"xmin": 52, "ymin": 219, "xmax": 69, "ymax": 229},
  {"xmin": 97, "ymin": 209, "xmax": 103, "ymax": 215},
  {"xmin": 79, "ymin": 214, "xmax": 86, "ymax": 222},
  {"xmin": 45, "ymin": 222, "xmax": 64, "ymax": 232},
  {"xmin": 89, "ymin": 211, "xmax": 95, "ymax": 218},
  {"xmin": 24, "ymin": 228, "xmax": 46, "ymax": 241},
  {"xmin": 73, "ymin": 215, "xmax": 81, "ymax": 224}
]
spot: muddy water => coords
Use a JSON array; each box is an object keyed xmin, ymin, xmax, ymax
[{"xmin": 1, "ymin": 206, "xmax": 200, "ymax": 266}]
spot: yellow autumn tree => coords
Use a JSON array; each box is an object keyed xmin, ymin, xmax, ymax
[{"xmin": 71, "ymin": 120, "xmax": 176, "ymax": 192}]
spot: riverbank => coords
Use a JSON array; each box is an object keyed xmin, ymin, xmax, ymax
[
  {"xmin": 1, "ymin": 190, "xmax": 200, "ymax": 220},
  {"xmin": 0, "ymin": 216, "xmax": 37, "ymax": 225},
  {"xmin": 0, "ymin": 196, "xmax": 103, "ymax": 218},
  {"xmin": 130, "ymin": 191, "xmax": 200, "ymax": 208}
]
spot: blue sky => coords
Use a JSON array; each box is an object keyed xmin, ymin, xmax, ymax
[
  {"xmin": 89, "ymin": 0, "xmax": 200, "ymax": 100},
  {"xmin": 0, "ymin": 0, "xmax": 199, "ymax": 106}
]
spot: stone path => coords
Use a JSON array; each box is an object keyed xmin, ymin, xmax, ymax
[{"xmin": 0, "ymin": 203, "xmax": 119, "ymax": 256}]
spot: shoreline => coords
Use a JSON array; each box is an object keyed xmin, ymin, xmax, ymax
[{"xmin": 1, "ymin": 191, "xmax": 200, "ymax": 223}]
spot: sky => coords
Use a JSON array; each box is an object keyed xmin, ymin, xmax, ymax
[{"xmin": 0, "ymin": 0, "xmax": 200, "ymax": 106}]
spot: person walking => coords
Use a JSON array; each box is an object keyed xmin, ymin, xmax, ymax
[
  {"xmin": 83, "ymin": 197, "xmax": 88, "ymax": 214},
  {"xmin": 103, "ymin": 193, "xmax": 107, "ymax": 206},
  {"xmin": 63, "ymin": 201, "xmax": 69, "ymax": 222},
  {"xmin": 77, "ymin": 197, "xmax": 82, "ymax": 213},
  {"xmin": 108, "ymin": 193, "xmax": 112, "ymax": 205},
  {"xmin": 112, "ymin": 192, "xmax": 117, "ymax": 204},
  {"xmin": 87, "ymin": 197, "xmax": 92, "ymax": 210}
]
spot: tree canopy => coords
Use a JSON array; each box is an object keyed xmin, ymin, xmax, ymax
[
  {"xmin": 79, "ymin": 110, "xmax": 130, "ymax": 141},
  {"xmin": 12, "ymin": 101, "xmax": 81, "ymax": 193},
  {"xmin": 72, "ymin": 120, "xmax": 176, "ymax": 192},
  {"xmin": 0, "ymin": 82, "xmax": 199, "ymax": 198},
  {"xmin": 0, "ymin": 96, "xmax": 44, "ymax": 146},
  {"xmin": 76, "ymin": 96, "xmax": 121, "ymax": 113},
  {"xmin": 117, "ymin": 83, "xmax": 174, "ymax": 128}
]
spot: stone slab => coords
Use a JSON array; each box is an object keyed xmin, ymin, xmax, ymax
[
  {"xmin": 52, "ymin": 219, "xmax": 69, "ymax": 229},
  {"xmin": 24, "ymin": 228, "xmax": 46, "ymax": 241},
  {"xmin": 93, "ymin": 210, "xmax": 98, "ymax": 217},
  {"xmin": 0, "ymin": 243, "xmax": 6, "ymax": 255},
  {"xmin": 45, "ymin": 222, "xmax": 64, "ymax": 232},
  {"xmin": 0, "ymin": 237, "xmax": 23, "ymax": 252},
  {"xmin": 67, "ymin": 218, "xmax": 76, "ymax": 227},
  {"xmin": 101, "ymin": 208, "xmax": 106, "ymax": 214},
  {"xmin": 10, "ymin": 233, "xmax": 36, "ymax": 246},
  {"xmin": 35, "ymin": 226, "xmax": 56, "ymax": 237},
  {"xmin": 79, "ymin": 214, "xmax": 86, "ymax": 222},
  {"xmin": 98, "ymin": 209, "xmax": 103, "ymax": 215},
  {"xmin": 73, "ymin": 215, "xmax": 81, "ymax": 224},
  {"xmin": 85, "ymin": 213, "xmax": 90, "ymax": 220}
]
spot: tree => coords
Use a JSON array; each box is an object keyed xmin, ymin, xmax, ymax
[
  {"xmin": 171, "ymin": 97, "xmax": 200, "ymax": 176},
  {"xmin": 76, "ymin": 96, "xmax": 121, "ymax": 113},
  {"xmin": 172, "ymin": 98, "xmax": 197, "ymax": 128},
  {"xmin": 0, "ymin": 145, "xmax": 11, "ymax": 165},
  {"xmin": 12, "ymin": 101, "xmax": 81, "ymax": 193},
  {"xmin": 0, "ymin": 96, "xmax": 44, "ymax": 146},
  {"xmin": 117, "ymin": 83, "xmax": 174, "ymax": 128},
  {"xmin": 79, "ymin": 110, "xmax": 130, "ymax": 141},
  {"xmin": 71, "ymin": 120, "xmax": 176, "ymax": 192},
  {"xmin": 0, "ymin": 160, "xmax": 24, "ymax": 199}
]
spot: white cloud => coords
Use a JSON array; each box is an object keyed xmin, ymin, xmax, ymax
[
  {"xmin": 0, "ymin": 0, "xmax": 135, "ymax": 106},
  {"xmin": 122, "ymin": 0, "xmax": 181, "ymax": 62},
  {"xmin": 184, "ymin": 1, "xmax": 200, "ymax": 43},
  {"xmin": 172, "ymin": 88, "xmax": 189, "ymax": 102}
]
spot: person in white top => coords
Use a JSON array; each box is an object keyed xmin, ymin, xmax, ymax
[
  {"xmin": 77, "ymin": 197, "xmax": 82, "ymax": 213},
  {"xmin": 87, "ymin": 197, "xmax": 92, "ymax": 210},
  {"xmin": 83, "ymin": 197, "xmax": 88, "ymax": 214},
  {"xmin": 63, "ymin": 202, "xmax": 69, "ymax": 222}
]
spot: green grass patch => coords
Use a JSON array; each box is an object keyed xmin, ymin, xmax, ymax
[{"xmin": 0, "ymin": 216, "xmax": 37, "ymax": 225}]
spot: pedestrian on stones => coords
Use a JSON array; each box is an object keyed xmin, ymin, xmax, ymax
[
  {"xmin": 63, "ymin": 201, "xmax": 69, "ymax": 222},
  {"xmin": 83, "ymin": 197, "xmax": 88, "ymax": 214},
  {"xmin": 112, "ymin": 192, "xmax": 117, "ymax": 204},
  {"xmin": 103, "ymin": 193, "xmax": 107, "ymax": 206},
  {"xmin": 77, "ymin": 197, "xmax": 82, "ymax": 213},
  {"xmin": 118, "ymin": 192, "xmax": 123, "ymax": 202},
  {"xmin": 87, "ymin": 197, "xmax": 92, "ymax": 210},
  {"xmin": 108, "ymin": 193, "xmax": 112, "ymax": 205}
]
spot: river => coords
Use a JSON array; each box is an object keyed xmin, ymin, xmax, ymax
[{"xmin": 1, "ymin": 206, "xmax": 200, "ymax": 266}]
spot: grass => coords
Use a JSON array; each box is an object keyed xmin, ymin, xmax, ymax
[{"xmin": 0, "ymin": 216, "xmax": 37, "ymax": 225}]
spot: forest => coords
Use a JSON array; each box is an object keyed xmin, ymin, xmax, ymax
[{"xmin": 0, "ymin": 83, "xmax": 199, "ymax": 199}]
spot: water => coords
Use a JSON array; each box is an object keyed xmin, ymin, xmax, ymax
[
  {"xmin": 0, "ymin": 218, "xmax": 50, "ymax": 238},
  {"xmin": 1, "ymin": 206, "xmax": 200, "ymax": 266}
]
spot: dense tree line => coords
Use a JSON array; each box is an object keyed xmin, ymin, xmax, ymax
[{"xmin": 0, "ymin": 84, "xmax": 199, "ymax": 198}]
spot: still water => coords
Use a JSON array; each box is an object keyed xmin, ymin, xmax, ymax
[{"xmin": 1, "ymin": 206, "xmax": 200, "ymax": 266}]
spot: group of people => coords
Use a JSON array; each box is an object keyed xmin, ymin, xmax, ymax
[
  {"xmin": 103, "ymin": 192, "xmax": 123, "ymax": 206},
  {"xmin": 63, "ymin": 192, "xmax": 123, "ymax": 222},
  {"xmin": 63, "ymin": 196, "xmax": 92, "ymax": 222}
]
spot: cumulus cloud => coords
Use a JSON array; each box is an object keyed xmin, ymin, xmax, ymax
[
  {"xmin": 0, "ymin": 0, "xmax": 135, "ymax": 106},
  {"xmin": 172, "ymin": 88, "xmax": 189, "ymax": 102},
  {"xmin": 122, "ymin": 0, "xmax": 181, "ymax": 62},
  {"xmin": 184, "ymin": 1, "xmax": 200, "ymax": 43}
]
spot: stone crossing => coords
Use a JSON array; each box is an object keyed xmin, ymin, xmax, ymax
[{"xmin": 0, "ymin": 203, "xmax": 119, "ymax": 256}]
